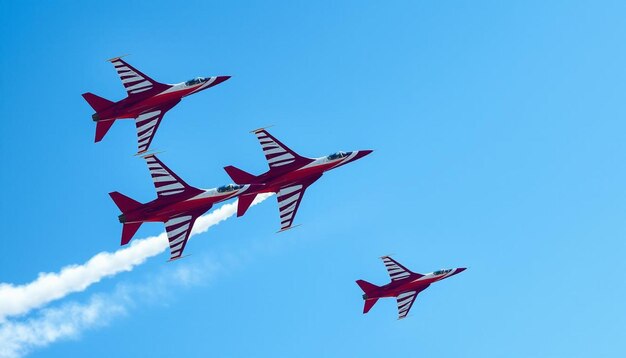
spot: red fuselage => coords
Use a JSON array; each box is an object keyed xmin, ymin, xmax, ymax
[
  {"xmin": 120, "ymin": 183, "xmax": 262, "ymax": 224},
  {"xmin": 247, "ymin": 150, "xmax": 373, "ymax": 193},
  {"xmin": 368, "ymin": 268, "xmax": 466, "ymax": 299},
  {"xmin": 94, "ymin": 76, "xmax": 230, "ymax": 122}
]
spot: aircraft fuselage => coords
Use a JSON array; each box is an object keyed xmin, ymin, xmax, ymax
[
  {"xmin": 120, "ymin": 183, "xmax": 261, "ymax": 224},
  {"xmin": 251, "ymin": 150, "xmax": 373, "ymax": 193},
  {"xmin": 93, "ymin": 76, "xmax": 230, "ymax": 122},
  {"xmin": 366, "ymin": 267, "xmax": 466, "ymax": 299}
]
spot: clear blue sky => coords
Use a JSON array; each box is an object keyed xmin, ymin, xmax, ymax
[{"xmin": 1, "ymin": 0, "xmax": 626, "ymax": 357}]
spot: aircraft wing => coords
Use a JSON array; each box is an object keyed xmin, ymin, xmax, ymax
[
  {"xmin": 109, "ymin": 57, "xmax": 169, "ymax": 96},
  {"xmin": 134, "ymin": 100, "xmax": 180, "ymax": 153},
  {"xmin": 396, "ymin": 286, "xmax": 428, "ymax": 320},
  {"xmin": 143, "ymin": 154, "xmax": 202, "ymax": 198},
  {"xmin": 381, "ymin": 255, "xmax": 421, "ymax": 281},
  {"xmin": 164, "ymin": 212, "xmax": 203, "ymax": 261},
  {"xmin": 276, "ymin": 174, "xmax": 322, "ymax": 231},
  {"xmin": 252, "ymin": 129, "xmax": 313, "ymax": 170}
]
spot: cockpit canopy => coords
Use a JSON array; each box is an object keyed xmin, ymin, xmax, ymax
[
  {"xmin": 217, "ymin": 184, "xmax": 243, "ymax": 193},
  {"xmin": 327, "ymin": 151, "xmax": 352, "ymax": 160},
  {"xmin": 433, "ymin": 269, "xmax": 452, "ymax": 275},
  {"xmin": 185, "ymin": 77, "xmax": 207, "ymax": 86}
]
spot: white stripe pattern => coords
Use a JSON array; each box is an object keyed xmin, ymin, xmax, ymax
[
  {"xmin": 254, "ymin": 131, "xmax": 295, "ymax": 168},
  {"xmin": 164, "ymin": 215, "xmax": 195, "ymax": 260},
  {"xmin": 112, "ymin": 60, "xmax": 153, "ymax": 95},
  {"xmin": 382, "ymin": 256, "xmax": 411, "ymax": 281},
  {"xmin": 396, "ymin": 291, "xmax": 417, "ymax": 319},
  {"xmin": 277, "ymin": 184, "xmax": 304, "ymax": 230},
  {"xmin": 135, "ymin": 110, "xmax": 162, "ymax": 153},
  {"xmin": 145, "ymin": 155, "xmax": 185, "ymax": 197}
]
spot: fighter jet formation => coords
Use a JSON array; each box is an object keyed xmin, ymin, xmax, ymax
[{"xmin": 81, "ymin": 56, "xmax": 463, "ymax": 321}]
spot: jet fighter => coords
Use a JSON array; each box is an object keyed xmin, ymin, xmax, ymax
[
  {"xmin": 356, "ymin": 256, "xmax": 465, "ymax": 319},
  {"xmin": 82, "ymin": 56, "xmax": 230, "ymax": 153},
  {"xmin": 109, "ymin": 154, "xmax": 262, "ymax": 260},
  {"xmin": 223, "ymin": 128, "xmax": 372, "ymax": 231}
]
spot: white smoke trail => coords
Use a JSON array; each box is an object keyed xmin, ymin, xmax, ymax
[
  {"xmin": 0, "ymin": 194, "xmax": 272, "ymax": 323},
  {"xmin": 0, "ymin": 262, "xmax": 215, "ymax": 358}
]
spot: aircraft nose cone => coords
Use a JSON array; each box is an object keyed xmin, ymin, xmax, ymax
[
  {"xmin": 354, "ymin": 150, "xmax": 373, "ymax": 160},
  {"xmin": 456, "ymin": 267, "xmax": 467, "ymax": 274},
  {"xmin": 207, "ymin": 75, "xmax": 231, "ymax": 88},
  {"xmin": 215, "ymin": 75, "xmax": 231, "ymax": 84}
]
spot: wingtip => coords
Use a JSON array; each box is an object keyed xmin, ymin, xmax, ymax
[
  {"xmin": 276, "ymin": 224, "xmax": 302, "ymax": 233},
  {"xmin": 107, "ymin": 54, "xmax": 130, "ymax": 62},
  {"xmin": 135, "ymin": 149, "xmax": 165, "ymax": 158},
  {"xmin": 167, "ymin": 254, "xmax": 191, "ymax": 263},
  {"xmin": 250, "ymin": 124, "xmax": 275, "ymax": 134}
]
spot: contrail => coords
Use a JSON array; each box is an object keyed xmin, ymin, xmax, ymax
[
  {"xmin": 0, "ymin": 262, "xmax": 214, "ymax": 358},
  {"xmin": 0, "ymin": 194, "xmax": 272, "ymax": 323}
]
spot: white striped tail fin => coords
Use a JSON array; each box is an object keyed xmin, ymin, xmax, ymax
[
  {"xmin": 396, "ymin": 289, "xmax": 423, "ymax": 320},
  {"xmin": 381, "ymin": 256, "xmax": 418, "ymax": 281},
  {"xmin": 134, "ymin": 100, "xmax": 179, "ymax": 154},
  {"xmin": 164, "ymin": 214, "xmax": 199, "ymax": 261},
  {"xmin": 143, "ymin": 154, "xmax": 201, "ymax": 198},
  {"xmin": 252, "ymin": 129, "xmax": 313, "ymax": 171},
  {"xmin": 108, "ymin": 57, "xmax": 169, "ymax": 96}
]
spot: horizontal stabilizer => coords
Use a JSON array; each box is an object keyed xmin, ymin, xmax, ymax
[
  {"xmin": 237, "ymin": 193, "xmax": 257, "ymax": 217},
  {"xmin": 109, "ymin": 191, "xmax": 142, "ymax": 214},
  {"xmin": 356, "ymin": 280, "xmax": 380, "ymax": 314},
  {"xmin": 82, "ymin": 92, "xmax": 114, "ymax": 113},
  {"xmin": 363, "ymin": 298, "xmax": 379, "ymax": 314},
  {"xmin": 224, "ymin": 165, "xmax": 257, "ymax": 184},
  {"xmin": 95, "ymin": 120, "xmax": 116, "ymax": 143},
  {"xmin": 356, "ymin": 279, "xmax": 379, "ymax": 295},
  {"xmin": 121, "ymin": 222, "xmax": 142, "ymax": 245}
]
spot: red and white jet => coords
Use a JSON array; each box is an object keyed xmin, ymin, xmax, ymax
[
  {"xmin": 357, "ymin": 256, "xmax": 466, "ymax": 319},
  {"xmin": 82, "ymin": 56, "xmax": 230, "ymax": 153},
  {"xmin": 223, "ymin": 128, "xmax": 372, "ymax": 231},
  {"xmin": 109, "ymin": 154, "xmax": 262, "ymax": 260}
]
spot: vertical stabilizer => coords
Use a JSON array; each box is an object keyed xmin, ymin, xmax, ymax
[
  {"xmin": 109, "ymin": 191, "xmax": 144, "ymax": 245},
  {"xmin": 356, "ymin": 280, "xmax": 381, "ymax": 314},
  {"xmin": 224, "ymin": 165, "xmax": 258, "ymax": 184}
]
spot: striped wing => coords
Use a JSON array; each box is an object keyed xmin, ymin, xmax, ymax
[
  {"xmin": 165, "ymin": 214, "xmax": 199, "ymax": 261},
  {"xmin": 134, "ymin": 100, "xmax": 179, "ymax": 153},
  {"xmin": 253, "ymin": 129, "xmax": 313, "ymax": 170},
  {"xmin": 109, "ymin": 57, "xmax": 168, "ymax": 96},
  {"xmin": 396, "ymin": 289, "xmax": 424, "ymax": 320},
  {"xmin": 144, "ymin": 154, "xmax": 201, "ymax": 198},
  {"xmin": 276, "ymin": 174, "xmax": 322, "ymax": 231},
  {"xmin": 381, "ymin": 256, "xmax": 417, "ymax": 281}
]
